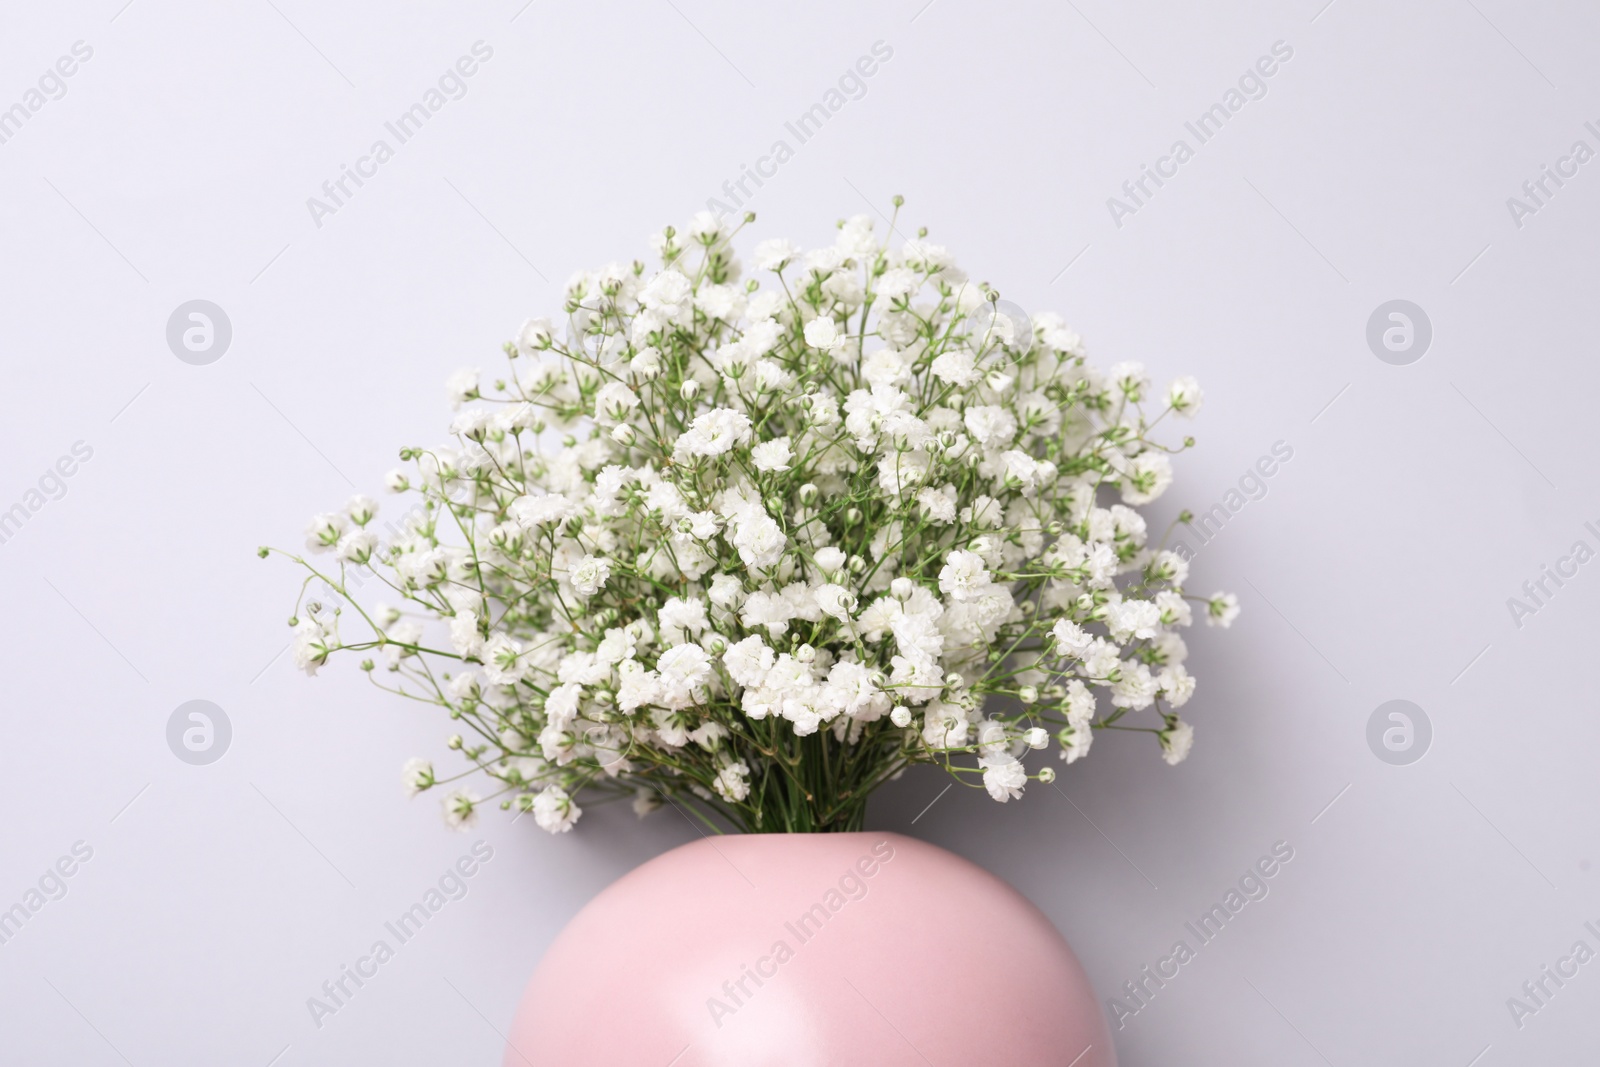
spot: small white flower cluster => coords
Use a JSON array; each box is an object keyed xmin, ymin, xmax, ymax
[{"xmin": 273, "ymin": 202, "xmax": 1235, "ymax": 833}]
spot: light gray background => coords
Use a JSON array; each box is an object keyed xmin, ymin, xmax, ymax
[{"xmin": 2, "ymin": 0, "xmax": 1595, "ymax": 1063}]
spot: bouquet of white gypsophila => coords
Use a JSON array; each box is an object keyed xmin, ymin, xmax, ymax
[{"xmin": 264, "ymin": 200, "xmax": 1239, "ymax": 835}]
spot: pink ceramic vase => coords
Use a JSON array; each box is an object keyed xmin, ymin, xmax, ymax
[{"xmin": 505, "ymin": 831, "xmax": 1114, "ymax": 1066}]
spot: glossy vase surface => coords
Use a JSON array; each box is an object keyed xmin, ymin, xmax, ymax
[{"xmin": 505, "ymin": 831, "xmax": 1115, "ymax": 1066}]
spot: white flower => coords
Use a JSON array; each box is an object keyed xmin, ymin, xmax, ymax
[
  {"xmin": 1108, "ymin": 361, "xmax": 1148, "ymax": 401},
  {"xmin": 1060, "ymin": 724, "xmax": 1093, "ymax": 763},
  {"xmin": 709, "ymin": 574, "xmax": 746, "ymax": 609},
  {"xmin": 1206, "ymin": 592, "xmax": 1241, "ymax": 628},
  {"xmin": 723, "ymin": 635, "xmax": 775, "ymax": 688},
  {"xmin": 631, "ymin": 346, "xmax": 662, "ymax": 377},
  {"xmin": 1065, "ymin": 679, "xmax": 1095, "ymax": 727},
  {"xmin": 640, "ymin": 270, "xmax": 692, "ymax": 311},
  {"xmin": 1150, "ymin": 550, "xmax": 1190, "ymax": 586},
  {"xmin": 402, "ymin": 758, "xmax": 435, "ymax": 795},
  {"xmin": 1167, "ymin": 376, "xmax": 1203, "ymax": 416},
  {"xmin": 450, "ymin": 611, "xmax": 485, "ymax": 659},
  {"xmin": 345, "ymin": 495, "xmax": 377, "ymax": 525},
  {"xmin": 916, "ymin": 485, "xmax": 957, "ymax": 524},
  {"xmin": 814, "ymin": 583, "xmax": 856, "ymax": 622},
  {"xmin": 674, "ymin": 408, "xmax": 753, "ymax": 460},
  {"xmin": 593, "ymin": 381, "xmax": 640, "ymax": 423},
  {"xmin": 1051, "ymin": 620, "xmax": 1093, "ymax": 659},
  {"xmin": 658, "ymin": 597, "xmax": 709, "ymax": 645},
  {"xmin": 446, "ymin": 368, "xmax": 480, "ymax": 407},
  {"xmin": 811, "ymin": 547, "xmax": 847, "ymax": 581},
  {"xmin": 336, "ymin": 529, "xmax": 377, "ymax": 564},
  {"xmin": 291, "ymin": 618, "xmax": 334, "ymax": 676},
  {"xmin": 1111, "ymin": 661, "xmax": 1159, "ymax": 709},
  {"xmin": 632, "ymin": 788, "xmax": 663, "ymax": 818},
  {"xmin": 921, "ymin": 697, "xmax": 966, "ymax": 748},
  {"xmin": 977, "ymin": 718, "xmax": 1010, "ymax": 758},
  {"xmin": 570, "ymin": 555, "xmax": 612, "ymax": 598},
  {"xmin": 1033, "ymin": 314, "xmax": 1084, "ymax": 355},
  {"xmin": 938, "ymin": 550, "xmax": 990, "ymax": 601},
  {"xmin": 596, "ymin": 626, "xmax": 638, "ymax": 665},
  {"xmin": 657, "ymin": 643, "xmax": 713, "ymax": 703},
  {"xmin": 305, "ymin": 513, "xmax": 348, "ymax": 552},
  {"xmin": 443, "ymin": 789, "xmax": 479, "ymax": 829},
  {"xmin": 714, "ymin": 761, "xmax": 751, "ymax": 802},
  {"xmin": 1159, "ymin": 665, "xmax": 1196, "ymax": 707},
  {"xmin": 999, "ymin": 450, "xmax": 1041, "ymax": 491},
  {"xmin": 532, "ymin": 785, "xmax": 582, "ymax": 833},
  {"xmin": 1155, "ymin": 590, "xmax": 1192, "ymax": 627},
  {"xmin": 804, "ymin": 317, "xmax": 843, "ymax": 351},
  {"xmin": 751, "ymin": 437, "xmax": 794, "ymax": 472},
  {"xmin": 687, "ymin": 211, "xmax": 726, "ymax": 242},
  {"xmin": 1160, "ymin": 720, "xmax": 1195, "ymax": 765},
  {"xmin": 963, "ymin": 405, "xmax": 1017, "ymax": 448},
  {"xmin": 515, "ymin": 318, "xmax": 553, "ymax": 355},
  {"xmin": 980, "ymin": 755, "xmax": 1027, "ymax": 802},
  {"xmin": 509, "ymin": 494, "xmax": 575, "ymax": 529},
  {"xmin": 696, "ymin": 288, "xmax": 749, "ymax": 330},
  {"xmin": 930, "ymin": 348, "xmax": 980, "ymax": 387},
  {"xmin": 755, "ymin": 238, "xmax": 798, "ymax": 271},
  {"xmin": 731, "ymin": 513, "xmax": 786, "ymax": 570},
  {"xmin": 617, "ymin": 665, "xmax": 661, "ymax": 713},
  {"xmin": 1120, "ymin": 451, "xmax": 1172, "ymax": 505},
  {"xmin": 741, "ymin": 590, "xmax": 797, "ymax": 635},
  {"xmin": 483, "ymin": 633, "xmax": 527, "ymax": 684},
  {"xmin": 1105, "ymin": 599, "xmax": 1162, "ymax": 642},
  {"xmin": 875, "ymin": 267, "xmax": 920, "ymax": 300}
]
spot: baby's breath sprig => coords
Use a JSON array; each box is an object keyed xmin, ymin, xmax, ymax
[{"xmin": 269, "ymin": 204, "xmax": 1235, "ymax": 834}]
